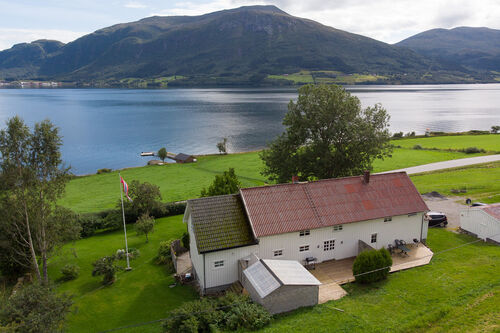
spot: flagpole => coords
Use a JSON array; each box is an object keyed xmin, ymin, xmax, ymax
[{"xmin": 119, "ymin": 172, "xmax": 131, "ymax": 271}]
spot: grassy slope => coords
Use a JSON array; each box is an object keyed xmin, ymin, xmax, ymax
[
  {"xmin": 48, "ymin": 215, "xmax": 197, "ymax": 333},
  {"xmin": 61, "ymin": 148, "xmax": 480, "ymax": 213},
  {"xmin": 394, "ymin": 134, "xmax": 500, "ymax": 152},
  {"xmin": 411, "ymin": 161, "xmax": 500, "ymax": 203},
  {"xmin": 261, "ymin": 229, "xmax": 500, "ymax": 333}
]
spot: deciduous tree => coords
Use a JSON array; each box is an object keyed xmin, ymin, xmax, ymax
[
  {"xmin": 260, "ymin": 84, "xmax": 392, "ymax": 183},
  {"xmin": 200, "ymin": 168, "xmax": 241, "ymax": 197},
  {"xmin": 135, "ymin": 213, "xmax": 155, "ymax": 243},
  {"xmin": 157, "ymin": 147, "xmax": 167, "ymax": 162}
]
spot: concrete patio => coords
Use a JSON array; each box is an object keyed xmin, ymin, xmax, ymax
[{"xmin": 311, "ymin": 243, "xmax": 434, "ymax": 286}]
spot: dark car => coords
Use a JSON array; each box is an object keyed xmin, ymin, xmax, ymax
[{"xmin": 426, "ymin": 211, "xmax": 448, "ymax": 227}]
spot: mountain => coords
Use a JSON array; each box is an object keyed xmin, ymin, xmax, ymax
[{"xmin": 396, "ymin": 27, "xmax": 500, "ymax": 71}]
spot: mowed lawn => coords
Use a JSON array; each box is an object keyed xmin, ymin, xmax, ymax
[
  {"xmin": 410, "ymin": 161, "xmax": 500, "ymax": 204},
  {"xmin": 394, "ymin": 134, "xmax": 500, "ymax": 152},
  {"xmin": 48, "ymin": 215, "xmax": 197, "ymax": 333},
  {"xmin": 261, "ymin": 229, "xmax": 500, "ymax": 333},
  {"xmin": 61, "ymin": 148, "xmax": 481, "ymax": 213}
]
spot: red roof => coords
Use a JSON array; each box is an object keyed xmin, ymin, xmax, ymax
[
  {"xmin": 482, "ymin": 203, "xmax": 500, "ymax": 220},
  {"xmin": 240, "ymin": 172, "xmax": 429, "ymax": 237}
]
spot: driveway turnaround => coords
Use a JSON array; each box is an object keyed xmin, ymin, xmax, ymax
[{"xmin": 379, "ymin": 154, "xmax": 500, "ymax": 175}]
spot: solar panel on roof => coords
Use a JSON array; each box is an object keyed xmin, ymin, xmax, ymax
[{"xmin": 243, "ymin": 261, "xmax": 280, "ymax": 298}]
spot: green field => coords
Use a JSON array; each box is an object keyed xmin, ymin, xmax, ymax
[
  {"xmin": 48, "ymin": 215, "xmax": 197, "ymax": 333},
  {"xmin": 395, "ymin": 134, "xmax": 500, "ymax": 152},
  {"xmin": 61, "ymin": 148, "xmax": 482, "ymax": 213},
  {"xmin": 261, "ymin": 229, "xmax": 500, "ymax": 333},
  {"xmin": 411, "ymin": 161, "xmax": 500, "ymax": 203}
]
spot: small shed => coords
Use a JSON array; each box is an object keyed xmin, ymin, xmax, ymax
[
  {"xmin": 460, "ymin": 203, "xmax": 500, "ymax": 244},
  {"xmin": 174, "ymin": 153, "xmax": 196, "ymax": 163},
  {"xmin": 241, "ymin": 259, "xmax": 321, "ymax": 314}
]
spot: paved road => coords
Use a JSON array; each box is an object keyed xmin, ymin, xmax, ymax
[{"xmin": 378, "ymin": 154, "xmax": 500, "ymax": 175}]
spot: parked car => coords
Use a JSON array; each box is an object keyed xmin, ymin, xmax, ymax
[
  {"xmin": 471, "ymin": 202, "xmax": 488, "ymax": 207},
  {"xmin": 426, "ymin": 211, "xmax": 448, "ymax": 227}
]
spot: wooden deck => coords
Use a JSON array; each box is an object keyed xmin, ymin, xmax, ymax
[{"xmin": 311, "ymin": 243, "xmax": 434, "ymax": 285}]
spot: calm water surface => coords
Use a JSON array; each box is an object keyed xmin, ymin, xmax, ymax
[{"xmin": 0, "ymin": 84, "xmax": 499, "ymax": 175}]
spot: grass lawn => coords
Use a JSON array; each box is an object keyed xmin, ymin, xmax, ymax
[
  {"xmin": 260, "ymin": 228, "xmax": 500, "ymax": 333},
  {"xmin": 61, "ymin": 148, "xmax": 481, "ymax": 213},
  {"xmin": 48, "ymin": 215, "xmax": 198, "ymax": 333},
  {"xmin": 394, "ymin": 134, "xmax": 500, "ymax": 152},
  {"xmin": 410, "ymin": 161, "xmax": 500, "ymax": 204}
]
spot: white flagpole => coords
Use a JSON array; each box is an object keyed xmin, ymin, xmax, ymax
[{"xmin": 119, "ymin": 172, "xmax": 131, "ymax": 271}]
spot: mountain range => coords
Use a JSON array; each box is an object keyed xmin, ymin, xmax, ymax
[{"xmin": 0, "ymin": 5, "xmax": 498, "ymax": 86}]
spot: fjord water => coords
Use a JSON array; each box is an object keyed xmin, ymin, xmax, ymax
[{"xmin": 0, "ymin": 84, "xmax": 499, "ymax": 175}]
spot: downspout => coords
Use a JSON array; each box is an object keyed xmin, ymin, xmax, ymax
[{"xmin": 203, "ymin": 254, "xmax": 206, "ymax": 295}]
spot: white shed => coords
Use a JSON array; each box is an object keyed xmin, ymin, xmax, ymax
[
  {"xmin": 460, "ymin": 203, "xmax": 500, "ymax": 244},
  {"xmin": 241, "ymin": 259, "xmax": 321, "ymax": 314}
]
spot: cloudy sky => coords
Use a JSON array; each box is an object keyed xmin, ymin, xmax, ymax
[{"xmin": 1, "ymin": 0, "xmax": 499, "ymax": 51}]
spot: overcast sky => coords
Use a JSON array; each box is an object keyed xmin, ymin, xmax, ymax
[{"xmin": 1, "ymin": 0, "xmax": 499, "ymax": 51}]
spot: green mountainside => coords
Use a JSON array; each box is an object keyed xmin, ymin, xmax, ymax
[
  {"xmin": 396, "ymin": 27, "xmax": 500, "ymax": 72},
  {"xmin": 0, "ymin": 6, "xmax": 496, "ymax": 86}
]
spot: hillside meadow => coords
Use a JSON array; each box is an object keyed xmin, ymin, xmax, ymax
[{"xmin": 61, "ymin": 146, "xmax": 488, "ymax": 213}]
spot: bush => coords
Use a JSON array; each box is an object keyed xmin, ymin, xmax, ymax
[
  {"xmin": 413, "ymin": 144, "xmax": 423, "ymax": 150},
  {"xmin": 96, "ymin": 168, "xmax": 112, "ymax": 174},
  {"xmin": 223, "ymin": 301, "xmax": 271, "ymax": 331},
  {"xmin": 392, "ymin": 132, "xmax": 403, "ymax": 138},
  {"xmin": 353, "ymin": 248, "xmax": 392, "ymax": 283},
  {"xmin": 463, "ymin": 147, "xmax": 484, "ymax": 154},
  {"xmin": 181, "ymin": 232, "xmax": 190, "ymax": 251},
  {"xmin": 92, "ymin": 256, "xmax": 120, "ymax": 285},
  {"xmin": 405, "ymin": 131, "xmax": 416, "ymax": 137},
  {"xmin": 78, "ymin": 214, "xmax": 104, "ymax": 237},
  {"xmin": 156, "ymin": 240, "xmax": 175, "ymax": 272},
  {"xmin": 61, "ymin": 264, "xmax": 80, "ymax": 281},
  {"xmin": 163, "ymin": 298, "xmax": 222, "ymax": 333}
]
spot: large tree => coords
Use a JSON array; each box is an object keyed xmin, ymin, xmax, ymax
[
  {"xmin": 0, "ymin": 116, "xmax": 79, "ymax": 284},
  {"xmin": 200, "ymin": 168, "xmax": 241, "ymax": 197},
  {"xmin": 260, "ymin": 84, "xmax": 392, "ymax": 183}
]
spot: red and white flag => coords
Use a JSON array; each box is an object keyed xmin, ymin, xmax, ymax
[{"xmin": 120, "ymin": 177, "xmax": 133, "ymax": 202}]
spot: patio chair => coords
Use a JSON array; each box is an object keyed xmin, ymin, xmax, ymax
[{"xmin": 395, "ymin": 239, "xmax": 410, "ymax": 256}]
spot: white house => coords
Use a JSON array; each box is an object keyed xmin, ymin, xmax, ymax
[
  {"xmin": 184, "ymin": 171, "xmax": 429, "ymax": 295},
  {"xmin": 460, "ymin": 203, "xmax": 500, "ymax": 244}
]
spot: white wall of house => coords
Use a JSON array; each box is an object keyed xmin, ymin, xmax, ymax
[
  {"xmin": 205, "ymin": 245, "xmax": 259, "ymax": 290},
  {"xmin": 461, "ymin": 209, "xmax": 500, "ymax": 243},
  {"xmin": 258, "ymin": 213, "xmax": 427, "ymax": 264},
  {"xmin": 185, "ymin": 212, "xmax": 206, "ymax": 290}
]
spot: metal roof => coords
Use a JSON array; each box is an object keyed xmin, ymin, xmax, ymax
[
  {"xmin": 243, "ymin": 259, "xmax": 320, "ymax": 298},
  {"xmin": 261, "ymin": 259, "xmax": 321, "ymax": 286},
  {"xmin": 175, "ymin": 153, "xmax": 193, "ymax": 161},
  {"xmin": 482, "ymin": 203, "xmax": 500, "ymax": 220},
  {"xmin": 188, "ymin": 194, "xmax": 256, "ymax": 253},
  {"xmin": 240, "ymin": 172, "xmax": 429, "ymax": 237}
]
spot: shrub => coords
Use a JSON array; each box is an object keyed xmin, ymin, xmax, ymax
[
  {"xmin": 128, "ymin": 247, "xmax": 140, "ymax": 259},
  {"xmin": 92, "ymin": 256, "xmax": 120, "ymax": 285},
  {"xmin": 61, "ymin": 264, "xmax": 80, "ymax": 281},
  {"xmin": 78, "ymin": 214, "xmax": 104, "ymax": 237},
  {"xmin": 96, "ymin": 168, "xmax": 112, "ymax": 174},
  {"xmin": 392, "ymin": 132, "xmax": 403, "ymax": 138},
  {"xmin": 135, "ymin": 213, "xmax": 155, "ymax": 242},
  {"xmin": 464, "ymin": 147, "xmax": 483, "ymax": 154},
  {"xmin": 163, "ymin": 298, "xmax": 221, "ymax": 333},
  {"xmin": 405, "ymin": 131, "xmax": 416, "ymax": 137},
  {"xmin": 353, "ymin": 248, "xmax": 393, "ymax": 283},
  {"xmin": 181, "ymin": 232, "xmax": 190, "ymax": 251},
  {"xmin": 413, "ymin": 144, "xmax": 423, "ymax": 150},
  {"xmin": 223, "ymin": 301, "xmax": 271, "ymax": 331},
  {"xmin": 156, "ymin": 240, "xmax": 175, "ymax": 273},
  {"xmin": 492, "ymin": 125, "xmax": 500, "ymax": 134}
]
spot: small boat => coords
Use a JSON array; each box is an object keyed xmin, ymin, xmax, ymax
[{"xmin": 140, "ymin": 152, "xmax": 155, "ymax": 157}]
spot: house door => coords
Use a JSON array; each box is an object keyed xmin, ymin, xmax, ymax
[{"xmin": 322, "ymin": 239, "xmax": 336, "ymax": 262}]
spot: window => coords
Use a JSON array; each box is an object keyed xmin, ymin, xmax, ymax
[
  {"xmin": 299, "ymin": 230, "xmax": 310, "ymax": 236},
  {"xmin": 371, "ymin": 233, "xmax": 377, "ymax": 243},
  {"xmin": 273, "ymin": 249, "xmax": 283, "ymax": 257},
  {"xmin": 384, "ymin": 217, "xmax": 392, "ymax": 222},
  {"xmin": 333, "ymin": 225, "xmax": 343, "ymax": 231},
  {"xmin": 299, "ymin": 245, "xmax": 309, "ymax": 252},
  {"xmin": 214, "ymin": 260, "xmax": 224, "ymax": 268},
  {"xmin": 324, "ymin": 239, "xmax": 335, "ymax": 251}
]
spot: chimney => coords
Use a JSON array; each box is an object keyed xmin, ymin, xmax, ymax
[
  {"xmin": 292, "ymin": 175, "xmax": 299, "ymax": 184},
  {"xmin": 363, "ymin": 170, "xmax": 370, "ymax": 184}
]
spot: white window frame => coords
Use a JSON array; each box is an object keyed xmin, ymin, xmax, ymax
[
  {"xmin": 299, "ymin": 245, "xmax": 310, "ymax": 252},
  {"xmin": 384, "ymin": 217, "xmax": 392, "ymax": 222},
  {"xmin": 333, "ymin": 225, "xmax": 343, "ymax": 231},
  {"xmin": 273, "ymin": 249, "xmax": 283, "ymax": 257},
  {"xmin": 371, "ymin": 233, "xmax": 378, "ymax": 244},
  {"xmin": 299, "ymin": 230, "xmax": 310, "ymax": 236},
  {"xmin": 323, "ymin": 239, "xmax": 335, "ymax": 251},
  {"xmin": 213, "ymin": 260, "xmax": 224, "ymax": 268}
]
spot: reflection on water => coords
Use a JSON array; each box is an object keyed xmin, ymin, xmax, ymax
[{"xmin": 0, "ymin": 84, "xmax": 499, "ymax": 174}]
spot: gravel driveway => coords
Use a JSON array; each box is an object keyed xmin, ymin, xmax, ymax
[{"xmin": 423, "ymin": 194, "xmax": 468, "ymax": 230}]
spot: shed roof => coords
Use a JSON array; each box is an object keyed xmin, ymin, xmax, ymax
[
  {"xmin": 482, "ymin": 203, "xmax": 500, "ymax": 220},
  {"xmin": 240, "ymin": 172, "xmax": 428, "ymax": 237},
  {"xmin": 188, "ymin": 194, "xmax": 256, "ymax": 253},
  {"xmin": 243, "ymin": 259, "xmax": 320, "ymax": 298},
  {"xmin": 175, "ymin": 153, "xmax": 193, "ymax": 161}
]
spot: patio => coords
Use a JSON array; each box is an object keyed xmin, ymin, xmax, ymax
[{"xmin": 311, "ymin": 243, "xmax": 434, "ymax": 286}]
